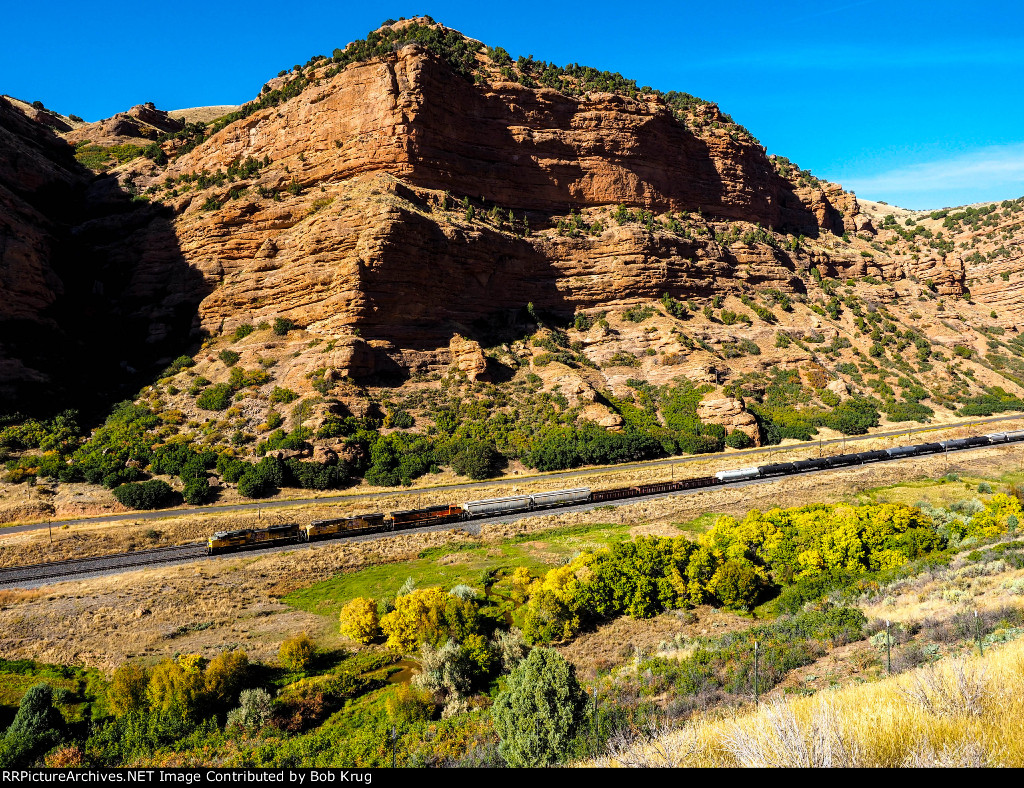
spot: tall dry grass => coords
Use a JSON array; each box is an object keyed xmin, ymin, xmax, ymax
[{"xmin": 592, "ymin": 638, "xmax": 1024, "ymax": 767}]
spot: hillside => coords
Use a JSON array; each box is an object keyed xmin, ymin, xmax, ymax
[{"xmin": 2, "ymin": 17, "xmax": 1024, "ymax": 508}]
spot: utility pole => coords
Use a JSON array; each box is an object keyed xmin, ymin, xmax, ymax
[
  {"xmin": 48, "ymin": 520, "xmax": 52, "ymax": 545},
  {"xmin": 885, "ymin": 620, "xmax": 892, "ymax": 674},
  {"xmin": 753, "ymin": 640, "xmax": 760, "ymax": 708},
  {"xmin": 390, "ymin": 726, "xmax": 397, "ymax": 768}
]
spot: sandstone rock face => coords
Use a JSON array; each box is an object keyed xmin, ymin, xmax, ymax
[
  {"xmin": 127, "ymin": 103, "xmax": 184, "ymax": 134},
  {"xmin": 174, "ymin": 46, "xmax": 847, "ymax": 235},
  {"xmin": 5, "ymin": 24, "xmax": 1017, "ymax": 425},
  {"xmin": 448, "ymin": 335, "xmax": 487, "ymax": 381},
  {"xmin": 64, "ymin": 103, "xmax": 183, "ymax": 146},
  {"xmin": 0, "ymin": 97, "xmax": 206, "ymax": 410},
  {"xmin": 696, "ymin": 396, "xmax": 760, "ymax": 446},
  {"xmin": 826, "ymin": 379, "xmax": 850, "ymax": 399},
  {"xmin": 322, "ymin": 337, "xmax": 378, "ymax": 379}
]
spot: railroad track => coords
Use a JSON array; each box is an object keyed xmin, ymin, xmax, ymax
[
  {"xmin": 4, "ymin": 432, "xmax": 1024, "ymax": 588},
  {"xmin": 0, "ymin": 543, "xmax": 205, "ymax": 586}
]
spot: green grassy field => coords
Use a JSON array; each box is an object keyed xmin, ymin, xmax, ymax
[
  {"xmin": 0, "ymin": 659, "xmax": 103, "ymax": 728},
  {"xmin": 286, "ymin": 517, "xmax": 713, "ymax": 618},
  {"xmin": 850, "ymin": 469, "xmax": 1024, "ymax": 509}
]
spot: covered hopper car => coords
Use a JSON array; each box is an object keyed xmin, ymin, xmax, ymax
[{"xmin": 207, "ymin": 427, "xmax": 1024, "ymax": 554}]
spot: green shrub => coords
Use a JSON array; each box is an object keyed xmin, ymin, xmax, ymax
[
  {"xmin": 233, "ymin": 324, "xmax": 255, "ymax": 341},
  {"xmin": 822, "ymin": 397, "xmax": 879, "ymax": 435},
  {"xmin": 386, "ymin": 410, "xmax": 415, "ymax": 429},
  {"xmin": 622, "ymin": 304, "xmax": 656, "ymax": 323},
  {"xmin": 273, "ymin": 318, "xmax": 296, "ymax": 336},
  {"xmin": 820, "ymin": 389, "xmax": 841, "ymax": 407},
  {"xmin": 112, "ymin": 480, "xmax": 175, "ymax": 510},
  {"xmin": 724, "ymin": 429, "xmax": 752, "ymax": 449},
  {"xmin": 606, "ymin": 351, "xmax": 640, "ymax": 368},
  {"xmin": 196, "ymin": 384, "xmax": 233, "ymax": 411},
  {"xmin": 269, "ymin": 387, "xmax": 299, "ymax": 404},
  {"xmin": 660, "ymin": 293, "xmax": 688, "ymax": 319},
  {"xmin": 218, "ymin": 350, "xmax": 240, "ymax": 367},
  {"xmin": 237, "ymin": 457, "xmax": 285, "ymax": 498},
  {"xmin": 162, "ymin": 355, "xmax": 195, "ymax": 377},
  {"xmin": 0, "ymin": 684, "xmax": 66, "ymax": 767},
  {"xmin": 450, "ymin": 442, "xmax": 502, "ymax": 480},
  {"xmin": 492, "ymin": 648, "xmax": 587, "ymax": 767}
]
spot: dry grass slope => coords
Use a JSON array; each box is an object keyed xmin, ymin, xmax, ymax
[{"xmin": 593, "ymin": 637, "xmax": 1024, "ymax": 767}]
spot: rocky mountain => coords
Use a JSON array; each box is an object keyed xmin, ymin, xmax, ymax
[{"xmin": 1, "ymin": 17, "xmax": 1023, "ymax": 472}]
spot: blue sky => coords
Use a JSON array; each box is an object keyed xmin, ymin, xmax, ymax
[{"xmin": 5, "ymin": 0, "xmax": 1023, "ymax": 209}]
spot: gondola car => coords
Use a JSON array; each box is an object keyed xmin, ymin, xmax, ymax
[
  {"xmin": 632, "ymin": 481, "xmax": 675, "ymax": 496},
  {"xmin": 590, "ymin": 486, "xmax": 641, "ymax": 502},
  {"xmin": 676, "ymin": 475, "xmax": 719, "ymax": 490}
]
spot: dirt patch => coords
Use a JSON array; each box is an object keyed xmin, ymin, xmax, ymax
[
  {"xmin": 558, "ymin": 606, "xmax": 751, "ymax": 681},
  {"xmin": 437, "ymin": 553, "xmax": 473, "ymax": 566}
]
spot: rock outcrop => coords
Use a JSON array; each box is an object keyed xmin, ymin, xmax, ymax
[
  {"xmin": 696, "ymin": 396, "xmax": 761, "ymax": 446},
  {"xmin": 5, "ymin": 19, "xmax": 1021, "ymax": 425}
]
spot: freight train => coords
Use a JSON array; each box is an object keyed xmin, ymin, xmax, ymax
[{"xmin": 206, "ymin": 429, "xmax": 1024, "ymax": 554}]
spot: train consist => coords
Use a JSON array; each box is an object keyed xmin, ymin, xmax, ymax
[{"xmin": 206, "ymin": 429, "xmax": 1024, "ymax": 554}]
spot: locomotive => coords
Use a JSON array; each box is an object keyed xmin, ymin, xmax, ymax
[{"xmin": 206, "ymin": 429, "xmax": 1024, "ymax": 555}]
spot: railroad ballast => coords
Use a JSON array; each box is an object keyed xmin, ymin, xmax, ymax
[{"xmin": 206, "ymin": 430, "xmax": 1024, "ymax": 554}]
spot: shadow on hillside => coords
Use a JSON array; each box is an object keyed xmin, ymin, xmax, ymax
[{"xmin": 0, "ymin": 99, "xmax": 210, "ymax": 423}]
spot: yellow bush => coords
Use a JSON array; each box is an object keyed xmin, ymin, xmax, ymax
[
  {"xmin": 379, "ymin": 587, "xmax": 476, "ymax": 652},
  {"xmin": 204, "ymin": 649, "xmax": 249, "ymax": 706},
  {"xmin": 339, "ymin": 597, "xmax": 381, "ymax": 644},
  {"xmin": 107, "ymin": 662, "xmax": 149, "ymax": 717},
  {"xmin": 701, "ymin": 502, "xmax": 933, "ymax": 582},
  {"xmin": 147, "ymin": 658, "xmax": 207, "ymax": 719},
  {"xmin": 279, "ymin": 632, "xmax": 317, "ymax": 672}
]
